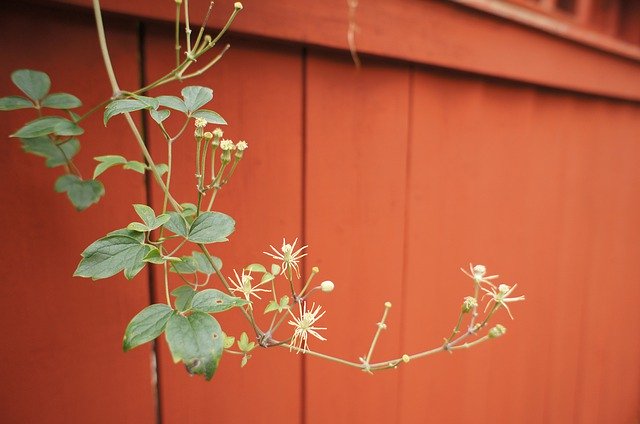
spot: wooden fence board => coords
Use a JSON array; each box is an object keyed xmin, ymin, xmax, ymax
[
  {"xmin": 0, "ymin": 4, "xmax": 156, "ymax": 423},
  {"xmin": 143, "ymin": 27, "xmax": 304, "ymax": 423},
  {"xmin": 304, "ymin": 51, "xmax": 410, "ymax": 424}
]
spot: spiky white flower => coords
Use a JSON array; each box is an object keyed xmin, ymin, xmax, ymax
[
  {"xmin": 229, "ymin": 269, "xmax": 270, "ymax": 305},
  {"xmin": 263, "ymin": 238, "xmax": 308, "ymax": 278},
  {"xmin": 236, "ymin": 140, "xmax": 248, "ymax": 151},
  {"xmin": 482, "ymin": 283, "xmax": 525, "ymax": 320},
  {"xmin": 288, "ymin": 302, "xmax": 326, "ymax": 353},
  {"xmin": 213, "ymin": 128, "xmax": 224, "ymax": 138},
  {"xmin": 461, "ymin": 263, "xmax": 499, "ymax": 288},
  {"xmin": 194, "ymin": 117, "xmax": 207, "ymax": 128}
]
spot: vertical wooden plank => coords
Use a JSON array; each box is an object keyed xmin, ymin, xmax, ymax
[
  {"xmin": 0, "ymin": 3, "xmax": 156, "ymax": 423},
  {"xmin": 305, "ymin": 52, "xmax": 410, "ymax": 424},
  {"xmin": 399, "ymin": 67, "xmax": 640, "ymax": 423},
  {"xmin": 144, "ymin": 27, "xmax": 304, "ymax": 423}
]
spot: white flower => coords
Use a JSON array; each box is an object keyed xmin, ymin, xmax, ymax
[
  {"xmin": 220, "ymin": 139, "xmax": 236, "ymax": 151},
  {"xmin": 236, "ymin": 140, "xmax": 248, "ymax": 151},
  {"xmin": 320, "ymin": 280, "xmax": 335, "ymax": 293},
  {"xmin": 213, "ymin": 128, "xmax": 223, "ymax": 138},
  {"xmin": 194, "ymin": 117, "xmax": 207, "ymax": 128},
  {"xmin": 482, "ymin": 283, "xmax": 525, "ymax": 320},
  {"xmin": 462, "ymin": 296, "xmax": 477, "ymax": 313},
  {"xmin": 263, "ymin": 238, "xmax": 308, "ymax": 278},
  {"xmin": 288, "ymin": 302, "xmax": 326, "ymax": 353},
  {"xmin": 461, "ymin": 263, "xmax": 499, "ymax": 288},
  {"xmin": 229, "ymin": 269, "xmax": 270, "ymax": 305}
]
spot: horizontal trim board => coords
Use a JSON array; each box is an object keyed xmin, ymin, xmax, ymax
[{"xmin": 36, "ymin": 0, "xmax": 640, "ymax": 101}]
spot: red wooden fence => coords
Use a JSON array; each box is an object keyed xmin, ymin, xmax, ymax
[{"xmin": 1, "ymin": 0, "xmax": 639, "ymax": 423}]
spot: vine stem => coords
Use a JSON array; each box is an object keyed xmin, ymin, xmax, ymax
[{"xmin": 92, "ymin": 0, "xmax": 182, "ymax": 212}]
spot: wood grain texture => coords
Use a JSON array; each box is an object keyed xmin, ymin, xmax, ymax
[
  {"xmin": 304, "ymin": 51, "xmax": 410, "ymax": 424},
  {"xmin": 36, "ymin": 0, "xmax": 640, "ymax": 101},
  {"xmin": 143, "ymin": 26, "xmax": 304, "ymax": 424},
  {"xmin": 0, "ymin": 3, "xmax": 156, "ymax": 423},
  {"xmin": 399, "ymin": 67, "xmax": 640, "ymax": 423}
]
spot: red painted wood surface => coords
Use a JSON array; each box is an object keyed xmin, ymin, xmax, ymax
[
  {"xmin": 305, "ymin": 52, "xmax": 410, "ymax": 424},
  {"xmin": 1, "ymin": 0, "xmax": 639, "ymax": 423},
  {"xmin": 38, "ymin": 0, "xmax": 640, "ymax": 101},
  {"xmin": 0, "ymin": 3, "xmax": 156, "ymax": 423},
  {"xmin": 143, "ymin": 28, "xmax": 304, "ymax": 424}
]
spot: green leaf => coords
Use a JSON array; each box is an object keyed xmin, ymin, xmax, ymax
[
  {"xmin": 21, "ymin": 137, "xmax": 80, "ymax": 167},
  {"xmin": 104, "ymin": 99, "xmax": 150, "ymax": 125},
  {"xmin": 181, "ymin": 86, "xmax": 213, "ymax": 112},
  {"xmin": 126, "ymin": 222, "xmax": 149, "ymax": 232},
  {"xmin": 169, "ymin": 257, "xmax": 198, "ymax": 274},
  {"xmin": 264, "ymin": 300, "xmax": 279, "ymax": 314},
  {"xmin": 131, "ymin": 95, "xmax": 159, "ymax": 110},
  {"xmin": 11, "ymin": 69, "xmax": 50, "ymax": 101},
  {"xmin": 155, "ymin": 163, "xmax": 169, "ymax": 177},
  {"xmin": 237, "ymin": 332, "xmax": 255, "ymax": 353},
  {"xmin": 188, "ymin": 212, "xmax": 235, "ymax": 244},
  {"xmin": 191, "ymin": 109, "xmax": 226, "ymax": 125},
  {"xmin": 149, "ymin": 109, "xmax": 170, "ymax": 124},
  {"xmin": 93, "ymin": 155, "xmax": 127, "ymax": 178},
  {"xmin": 123, "ymin": 160, "xmax": 147, "ymax": 174},
  {"xmin": 54, "ymin": 175, "xmax": 104, "ymax": 211},
  {"xmin": 0, "ymin": 95, "xmax": 33, "ymax": 111},
  {"xmin": 180, "ymin": 203, "xmax": 198, "ymax": 224},
  {"xmin": 192, "ymin": 251, "xmax": 221, "ymax": 274},
  {"xmin": 164, "ymin": 212, "xmax": 189, "ymax": 237},
  {"xmin": 11, "ymin": 116, "xmax": 84, "ymax": 138},
  {"xmin": 123, "ymin": 304, "xmax": 174, "ymax": 352},
  {"xmin": 271, "ymin": 264, "xmax": 281, "ymax": 275},
  {"xmin": 157, "ymin": 95, "xmax": 188, "ymax": 113},
  {"xmin": 74, "ymin": 229, "xmax": 152, "ymax": 279},
  {"xmin": 134, "ymin": 204, "xmax": 157, "ymax": 227},
  {"xmin": 142, "ymin": 247, "xmax": 165, "ymax": 264},
  {"xmin": 223, "ymin": 334, "xmax": 235, "ymax": 349},
  {"xmin": 245, "ymin": 263, "xmax": 267, "ymax": 273},
  {"xmin": 191, "ymin": 289, "xmax": 248, "ymax": 313},
  {"xmin": 260, "ymin": 273, "xmax": 275, "ymax": 284},
  {"xmin": 171, "ymin": 285, "xmax": 196, "ymax": 312},
  {"xmin": 41, "ymin": 93, "xmax": 82, "ymax": 109},
  {"xmin": 165, "ymin": 312, "xmax": 223, "ymax": 381}
]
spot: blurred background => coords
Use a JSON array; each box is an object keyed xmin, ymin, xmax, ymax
[{"xmin": 1, "ymin": 0, "xmax": 639, "ymax": 423}]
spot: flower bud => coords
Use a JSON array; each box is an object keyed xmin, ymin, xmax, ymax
[
  {"xmin": 488, "ymin": 324, "xmax": 507, "ymax": 338},
  {"xmin": 384, "ymin": 301, "xmax": 392, "ymax": 308},
  {"xmin": 213, "ymin": 128, "xmax": 224, "ymax": 139},
  {"xmin": 461, "ymin": 296, "xmax": 477, "ymax": 313},
  {"xmin": 402, "ymin": 354, "xmax": 410, "ymax": 363},
  {"xmin": 234, "ymin": 2, "xmax": 243, "ymax": 10},
  {"xmin": 320, "ymin": 280, "xmax": 334, "ymax": 293},
  {"xmin": 204, "ymin": 131, "xmax": 213, "ymax": 141}
]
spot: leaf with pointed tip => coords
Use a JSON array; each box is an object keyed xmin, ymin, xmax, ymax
[
  {"xmin": 164, "ymin": 212, "xmax": 189, "ymax": 237},
  {"xmin": 0, "ymin": 96, "xmax": 33, "ymax": 110},
  {"xmin": 123, "ymin": 304, "xmax": 174, "ymax": 351},
  {"xmin": 181, "ymin": 86, "xmax": 213, "ymax": 112},
  {"xmin": 165, "ymin": 312, "xmax": 223, "ymax": 381},
  {"xmin": 11, "ymin": 69, "xmax": 50, "ymax": 101},
  {"xmin": 245, "ymin": 263, "xmax": 266, "ymax": 273},
  {"xmin": 192, "ymin": 251, "xmax": 221, "ymax": 274},
  {"xmin": 74, "ymin": 229, "xmax": 152, "ymax": 280},
  {"xmin": 157, "ymin": 95, "xmax": 188, "ymax": 113},
  {"xmin": 54, "ymin": 175, "xmax": 104, "ymax": 211},
  {"xmin": 104, "ymin": 99, "xmax": 149, "ymax": 125},
  {"xmin": 41, "ymin": 93, "xmax": 82, "ymax": 109},
  {"xmin": 191, "ymin": 109, "xmax": 226, "ymax": 125},
  {"xmin": 191, "ymin": 289, "xmax": 248, "ymax": 313},
  {"xmin": 93, "ymin": 155, "xmax": 127, "ymax": 178},
  {"xmin": 21, "ymin": 137, "xmax": 80, "ymax": 167},
  {"xmin": 171, "ymin": 285, "xmax": 196, "ymax": 312},
  {"xmin": 12, "ymin": 116, "xmax": 83, "ymax": 138},
  {"xmin": 142, "ymin": 247, "xmax": 165, "ymax": 264},
  {"xmin": 123, "ymin": 160, "xmax": 147, "ymax": 174},
  {"xmin": 188, "ymin": 212, "xmax": 235, "ymax": 244}
]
